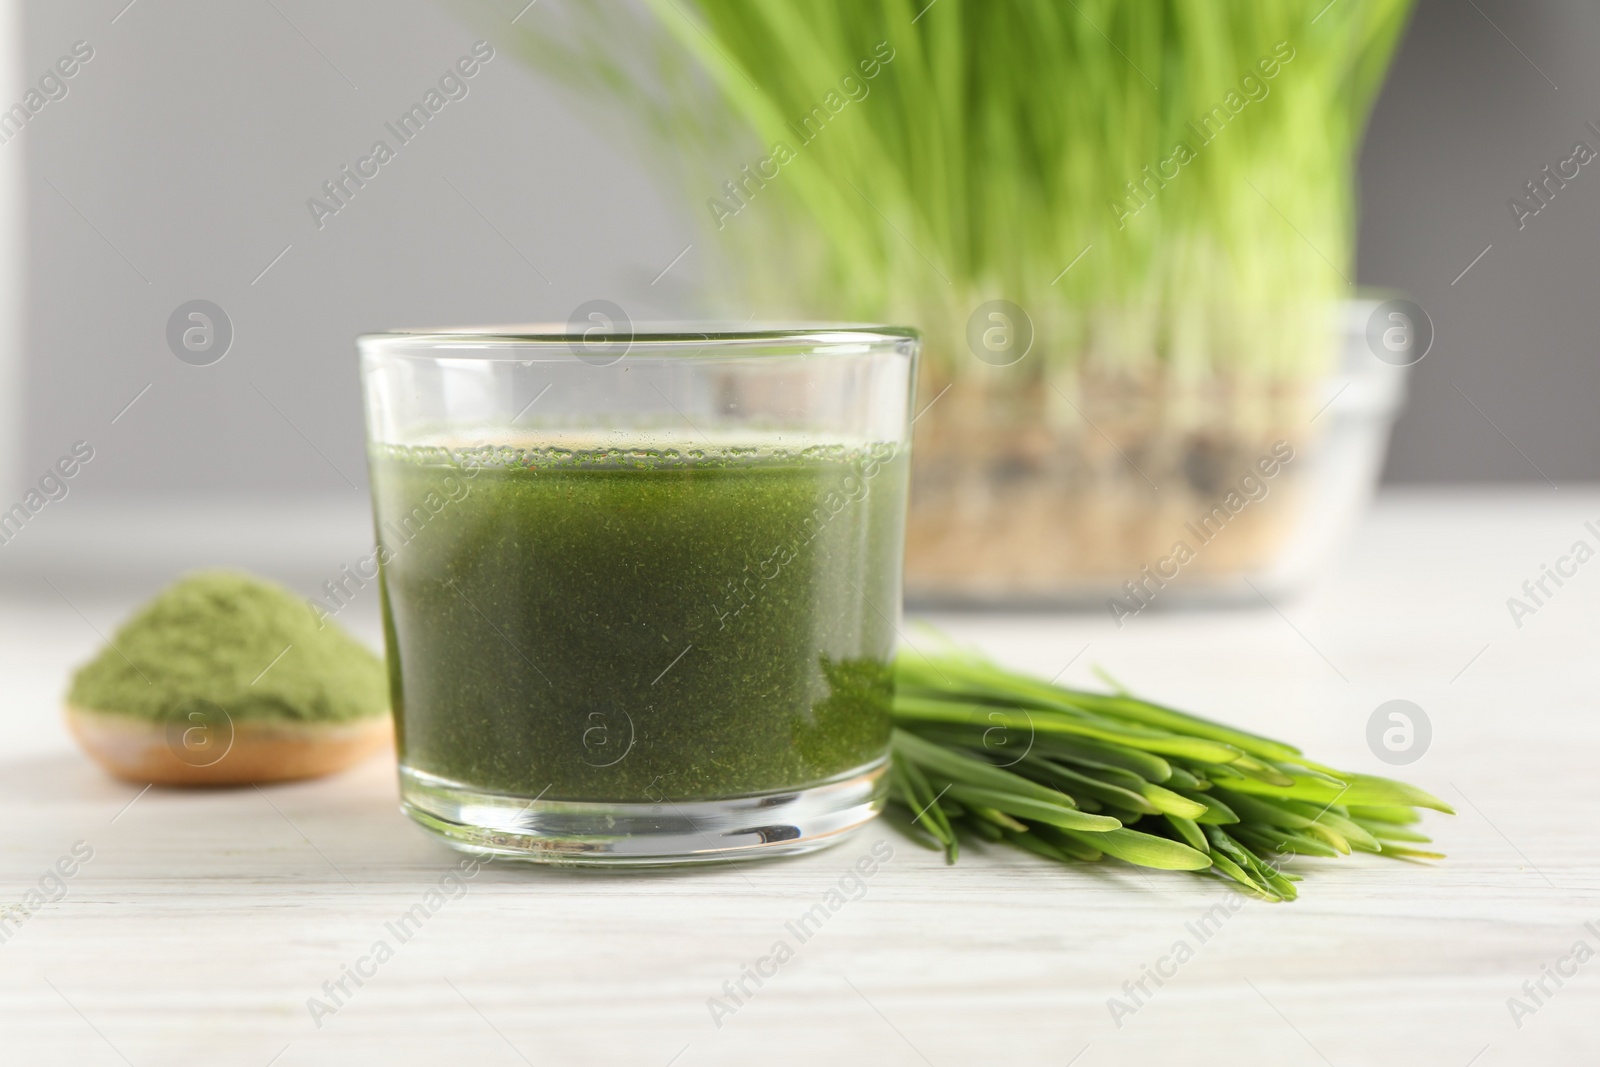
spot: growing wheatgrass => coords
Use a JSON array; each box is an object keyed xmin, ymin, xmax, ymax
[
  {"xmin": 468, "ymin": 0, "xmax": 1413, "ymax": 383},
  {"xmin": 886, "ymin": 645, "xmax": 1450, "ymax": 901}
]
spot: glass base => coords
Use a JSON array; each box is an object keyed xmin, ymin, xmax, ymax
[{"xmin": 398, "ymin": 761, "xmax": 888, "ymax": 867}]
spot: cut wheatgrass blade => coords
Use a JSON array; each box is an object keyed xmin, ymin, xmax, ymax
[
  {"xmin": 1050, "ymin": 774, "xmax": 1210, "ymax": 821},
  {"xmin": 893, "ymin": 696, "xmax": 1248, "ymax": 764},
  {"xmin": 1209, "ymin": 852, "xmax": 1280, "ymax": 900},
  {"xmin": 1278, "ymin": 801, "xmax": 1384, "ymax": 853},
  {"xmin": 902, "ymin": 675, "xmax": 1260, "ymax": 767},
  {"xmin": 898, "ymin": 752, "xmax": 958, "ymax": 851},
  {"xmin": 1172, "ymin": 788, "xmax": 1241, "ymax": 825},
  {"xmin": 1213, "ymin": 790, "xmax": 1353, "ymax": 853},
  {"xmin": 1216, "ymin": 771, "xmax": 1455, "ymax": 813},
  {"xmin": 1228, "ymin": 757, "xmax": 1297, "ymax": 787},
  {"xmin": 1048, "ymin": 690, "xmax": 1304, "ymax": 764},
  {"xmin": 1211, "ymin": 853, "xmax": 1287, "ymax": 901},
  {"xmin": 1074, "ymin": 759, "xmax": 1165, "ymax": 793},
  {"xmin": 906, "ymin": 649, "xmax": 1299, "ymax": 760},
  {"xmin": 1202, "ymin": 825, "xmax": 1254, "ymax": 867},
  {"xmin": 1053, "ymin": 828, "xmax": 1213, "ymax": 872},
  {"xmin": 1259, "ymin": 866, "xmax": 1300, "ymax": 902},
  {"xmin": 1208, "ymin": 827, "xmax": 1299, "ymax": 901},
  {"xmin": 1273, "ymin": 762, "xmax": 1351, "ymax": 789},
  {"xmin": 1191, "ymin": 757, "xmax": 1295, "ymax": 787},
  {"xmin": 887, "ymin": 646, "xmax": 1449, "ymax": 899},
  {"xmin": 1047, "ymin": 756, "xmax": 1154, "ymax": 795},
  {"xmin": 903, "ymin": 653, "xmax": 1300, "ymax": 763},
  {"xmin": 892, "ymin": 729, "xmax": 1084, "ymax": 808},
  {"xmin": 1164, "ymin": 766, "xmax": 1204, "ymax": 791},
  {"xmin": 1019, "ymin": 756, "xmax": 1159, "ymax": 814},
  {"xmin": 1165, "ymin": 814, "xmax": 1209, "ymax": 853},
  {"xmin": 1133, "ymin": 781, "xmax": 1210, "ymax": 820},
  {"xmin": 890, "ymin": 750, "xmax": 957, "ymax": 862},
  {"xmin": 1212, "ymin": 790, "xmax": 1329, "ymax": 831},
  {"xmin": 1348, "ymin": 804, "xmax": 1422, "ymax": 824},
  {"xmin": 969, "ymin": 805, "xmax": 1029, "ymax": 834},
  {"xmin": 1232, "ymin": 826, "xmax": 1342, "ymax": 859},
  {"xmin": 1356, "ymin": 821, "xmax": 1434, "ymax": 844},
  {"xmin": 937, "ymin": 797, "xmax": 967, "ymax": 819},
  {"xmin": 1375, "ymin": 844, "xmax": 1448, "ymax": 861},
  {"xmin": 944, "ymin": 785, "xmax": 1123, "ymax": 833},
  {"xmin": 1031, "ymin": 736, "xmax": 1176, "ymax": 783}
]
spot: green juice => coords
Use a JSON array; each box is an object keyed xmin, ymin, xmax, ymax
[{"xmin": 369, "ymin": 440, "xmax": 907, "ymax": 803}]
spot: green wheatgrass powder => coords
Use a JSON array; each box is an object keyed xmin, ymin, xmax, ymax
[{"xmin": 67, "ymin": 571, "xmax": 388, "ymax": 724}]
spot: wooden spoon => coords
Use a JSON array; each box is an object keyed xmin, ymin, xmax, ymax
[{"xmin": 65, "ymin": 704, "xmax": 392, "ymax": 786}]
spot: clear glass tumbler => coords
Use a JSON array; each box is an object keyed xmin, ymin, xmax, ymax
[{"xmin": 358, "ymin": 325, "xmax": 918, "ymax": 865}]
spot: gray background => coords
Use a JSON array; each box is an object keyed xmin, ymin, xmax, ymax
[{"xmin": 16, "ymin": 0, "xmax": 1597, "ymax": 501}]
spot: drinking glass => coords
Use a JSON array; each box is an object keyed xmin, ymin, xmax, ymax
[{"xmin": 359, "ymin": 324, "xmax": 918, "ymax": 865}]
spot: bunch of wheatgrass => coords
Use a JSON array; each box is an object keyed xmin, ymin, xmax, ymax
[
  {"xmin": 466, "ymin": 0, "xmax": 1413, "ymax": 381},
  {"xmin": 888, "ymin": 647, "xmax": 1449, "ymax": 901}
]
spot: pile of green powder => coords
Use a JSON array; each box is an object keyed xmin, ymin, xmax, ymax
[{"xmin": 67, "ymin": 571, "xmax": 388, "ymax": 724}]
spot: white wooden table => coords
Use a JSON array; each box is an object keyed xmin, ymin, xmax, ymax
[{"xmin": 1, "ymin": 490, "xmax": 1596, "ymax": 1066}]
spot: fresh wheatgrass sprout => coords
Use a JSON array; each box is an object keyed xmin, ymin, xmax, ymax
[
  {"xmin": 886, "ymin": 646, "xmax": 1450, "ymax": 901},
  {"xmin": 463, "ymin": 0, "xmax": 1413, "ymax": 382}
]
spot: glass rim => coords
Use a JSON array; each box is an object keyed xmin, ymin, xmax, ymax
[{"xmin": 358, "ymin": 322, "xmax": 919, "ymax": 359}]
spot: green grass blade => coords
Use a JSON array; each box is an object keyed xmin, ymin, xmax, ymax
[
  {"xmin": 1164, "ymin": 766, "xmax": 1203, "ymax": 790},
  {"xmin": 1054, "ymin": 827, "xmax": 1213, "ymax": 871},
  {"xmin": 893, "ymin": 728, "xmax": 1081, "ymax": 807},
  {"xmin": 1165, "ymin": 814, "xmax": 1209, "ymax": 853},
  {"xmin": 1354, "ymin": 820, "xmax": 1433, "ymax": 844},
  {"xmin": 1205, "ymin": 826, "xmax": 1294, "ymax": 895},
  {"xmin": 1172, "ymin": 788, "xmax": 1240, "ymax": 825},
  {"xmin": 1279, "ymin": 800, "xmax": 1383, "ymax": 853},
  {"xmin": 1019, "ymin": 756, "xmax": 1158, "ymax": 814},
  {"xmin": 1376, "ymin": 843, "xmax": 1447, "ymax": 861},
  {"xmin": 969, "ymin": 804, "xmax": 1029, "ymax": 834},
  {"xmin": 1134, "ymin": 781, "xmax": 1210, "ymax": 819},
  {"xmin": 1232, "ymin": 826, "xmax": 1343, "ymax": 859},
  {"xmin": 1029, "ymin": 736, "xmax": 1175, "ymax": 782},
  {"xmin": 894, "ymin": 696, "xmax": 1247, "ymax": 763},
  {"xmin": 1216, "ymin": 771, "xmax": 1455, "ymax": 813},
  {"xmin": 891, "ymin": 749, "xmax": 958, "ymax": 862},
  {"xmin": 898, "ymin": 655, "xmax": 1284, "ymax": 762},
  {"xmin": 945, "ymin": 784, "xmax": 1123, "ymax": 832},
  {"xmin": 1347, "ymin": 804, "xmax": 1422, "ymax": 824},
  {"xmin": 1049, "ymin": 689, "xmax": 1304, "ymax": 763},
  {"xmin": 1209, "ymin": 851, "xmax": 1281, "ymax": 900}
]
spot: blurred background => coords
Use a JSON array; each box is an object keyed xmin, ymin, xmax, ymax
[{"xmin": 3, "ymin": 0, "xmax": 1594, "ymax": 598}]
